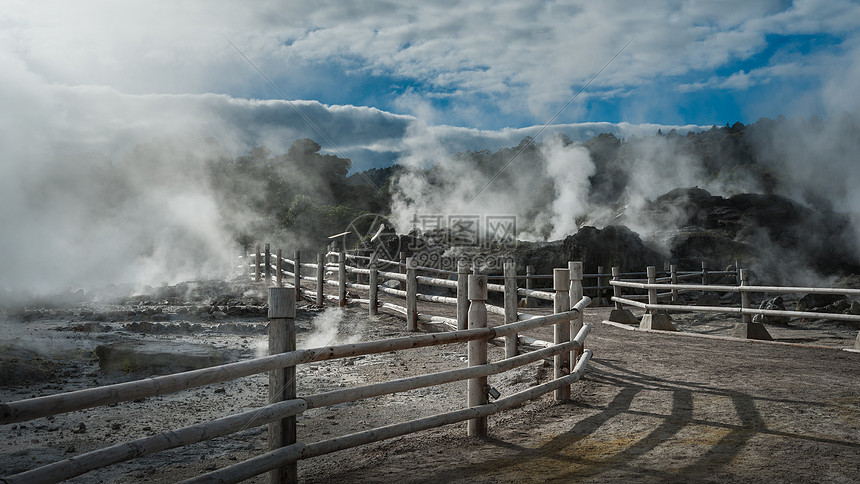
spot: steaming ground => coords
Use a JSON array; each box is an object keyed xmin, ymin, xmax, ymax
[
  {"xmin": 1, "ymin": 280, "xmax": 859, "ymax": 482},
  {"xmin": 0, "ymin": 281, "xmax": 477, "ymax": 482}
]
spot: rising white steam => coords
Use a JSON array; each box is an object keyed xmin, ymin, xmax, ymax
[
  {"xmin": 540, "ymin": 137, "xmax": 597, "ymax": 239},
  {"xmin": 300, "ymin": 308, "xmax": 365, "ymax": 349}
]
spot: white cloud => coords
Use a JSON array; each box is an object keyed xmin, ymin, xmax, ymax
[{"xmin": 5, "ymin": 0, "xmax": 860, "ymax": 126}]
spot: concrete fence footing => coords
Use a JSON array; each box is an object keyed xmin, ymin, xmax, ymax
[
  {"xmin": 639, "ymin": 312, "xmax": 677, "ymax": 331},
  {"xmin": 731, "ymin": 322, "xmax": 773, "ymax": 341}
]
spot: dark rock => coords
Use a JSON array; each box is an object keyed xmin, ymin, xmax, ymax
[
  {"xmin": 639, "ymin": 187, "xmax": 860, "ymax": 278},
  {"xmin": 752, "ymin": 296, "xmax": 790, "ymax": 325},
  {"xmin": 68, "ymin": 322, "xmax": 111, "ymax": 333},
  {"xmin": 696, "ymin": 294, "xmax": 720, "ymax": 306},
  {"xmin": 94, "ymin": 341, "xmax": 224, "ymax": 374},
  {"xmin": 648, "ymin": 187, "xmax": 721, "ymax": 229},
  {"xmin": 123, "ymin": 321, "xmax": 156, "ymax": 333},
  {"xmin": 225, "ymin": 306, "xmax": 245, "ymax": 316},
  {"xmin": 822, "ymin": 299, "xmax": 851, "ymax": 314},
  {"xmin": 91, "ymin": 312, "xmax": 109, "ymax": 322},
  {"xmin": 217, "ymin": 323, "xmax": 239, "ymax": 333},
  {"xmin": 0, "ymin": 346, "xmax": 55, "ymax": 386},
  {"xmin": 796, "ymin": 294, "xmax": 848, "ymax": 312},
  {"xmin": 667, "ymin": 229, "xmax": 753, "ymax": 269},
  {"xmin": 562, "ymin": 225, "xmax": 665, "ymax": 275}
]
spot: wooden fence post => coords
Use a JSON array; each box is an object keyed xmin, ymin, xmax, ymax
[
  {"xmin": 276, "ymin": 249, "xmax": 283, "ymax": 287},
  {"xmin": 640, "ymin": 265, "xmax": 677, "ymax": 331},
  {"xmin": 467, "ymin": 274, "xmax": 488, "ymax": 437},
  {"xmin": 316, "ymin": 253, "xmax": 325, "ymax": 306},
  {"xmin": 740, "ymin": 268, "xmax": 752, "ymax": 324},
  {"xmin": 525, "ymin": 264, "xmax": 535, "ymax": 307},
  {"xmin": 732, "ymin": 268, "xmax": 772, "ymax": 340},
  {"xmin": 735, "ymin": 260, "xmax": 741, "ymax": 286},
  {"xmin": 553, "ymin": 267, "xmax": 571, "ymax": 401},
  {"xmin": 338, "ymin": 250, "xmax": 346, "ymax": 307},
  {"xmin": 670, "ymin": 264, "xmax": 678, "ymax": 301},
  {"xmin": 255, "ymin": 245, "xmax": 261, "ymax": 283},
  {"xmin": 504, "ymin": 261, "xmax": 518, "ymax": 358},
  {"xmin": 647, "ymin": 265, "xmax": 658, "ymax": 307},
  {"xmin": 399, "ymin": 253, "xmax": 407, "ymax": 291},
  {"xmin": 294, "ymin": 251, "xmax": 301, "ymax": 301},
  {"xmin": 611, "ymin": 267, "xmax": 622, "ymax": 310},
  {"xmin": 596, "ymin": 265, "xmax": 605, "ymax": 300},
  {"xmin": 406, "ymin": 257, "xmax": 418, "ymax": 331},
  {"xmin": 702, "ymin": 260, "xmax": 709, "ymax": 286},
  {"xmin": 457, "ymin": 259, "xmax": 470, "ymax": 331},
  {"xmin": 609, "ymin": 266, "xmax": 639, "ymax": 325},
  {"xmin": 265, "ymin": 243, "xmax": 271, "ymax": 283},
  {"xmin": 369, "ymin": 254, "xmax": 378, "ymax": 316},
  {"xmin": 569, "ymin": 261, "xmax": 584, "ymax": 364},
  {"xmin": 267, "ymin": 287, "xmax": 297, "ymax": 484}
]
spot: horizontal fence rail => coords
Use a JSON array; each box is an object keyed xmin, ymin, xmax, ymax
[
  {"xmin": 184, "ymin": 349, "xmax": 594, "ymax": 484},
  {"xmin": 612, "ymin": 297, "xmax": 860, "ymax": 323},
  {"xmin": 613, "ymin": 279, "xmax": 860, "ymax": 296},
  {"xmin": 609, "ymin": 265, "xmax": 860, "ymax": 338},
  {"xmin": 4, "ymin": 243, "xmax": 609, "ymax": 484},
  {"xmin": 4, "ymin": 319, "xmax": 592, "ymax": 484},
  {"xmin": 16, "ymin": 244, "xmax": 789, "ymax": 483}
]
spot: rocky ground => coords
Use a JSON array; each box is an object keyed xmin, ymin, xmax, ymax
[{"xmin": 1, "ymin": 280, "xmax": 859, "ymax": 483}]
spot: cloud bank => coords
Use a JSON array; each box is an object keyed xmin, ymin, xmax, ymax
[{"xmin": 5, "ymin": 1, "xmax": 860, "ymax": 127}]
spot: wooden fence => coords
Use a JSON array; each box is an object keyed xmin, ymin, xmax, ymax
[
  {"xmin": 1, "ymin": 247, "xmax": 594, "ymax": 484},
  {"xmin": 242, "ymin": 244, "xmax": 736, "ymax": 306},
  {"xmin": 610, "ymin": 265, "xmax": 860, "ymax": 343}
]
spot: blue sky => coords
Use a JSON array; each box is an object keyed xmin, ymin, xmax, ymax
[
  {"xmin": 2, "ymin": 0, "xmax": 860, "ymax": 169},
  {"xmin": 239, "ymin": 32, "xmax": 845, "ymax": 129}
]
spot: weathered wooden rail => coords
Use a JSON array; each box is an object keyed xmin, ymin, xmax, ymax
[
  {"xmin": 610, "ymin": 265, "xmax": 860, "ymax": 345},
  {"xmin": 4, "ymin": 237, "xmax": 771, "ymax": 483},
  {"xmin": 243, "ymin": 244, "xmax": 737, "ymax": 307},
  {"xmin": 2, "ymin": 247, "xmax": 596, "ymax": 484}
]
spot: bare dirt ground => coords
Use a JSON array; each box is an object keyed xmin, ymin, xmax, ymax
[{"xmin": 1, "ymin": 281, "xmax": 859, "ymax": 483}]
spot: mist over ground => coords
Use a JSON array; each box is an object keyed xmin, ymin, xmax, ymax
[
  {"xmin": 3, "ymin": 106, "xmax": 860, "ymax": 304},
  {"xmin": 0, "ymin": 68, "xmax": 711, "ymax": 303},
  {"xmin": 3, "ymin": 0, "xmax": 860, "ymax": 300},
  {"xmin": 390, "ymin": 114, "xmax": 860, "ymax": 284}
]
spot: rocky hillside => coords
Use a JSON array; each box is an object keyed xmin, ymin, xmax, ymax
[
  {"xmin": 633, "ymin": 187, "xmax": 860, "ymax": 279},
  {"xmin": 390, "ymin": 187, "xmax": 860, "ymax": 285}
]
